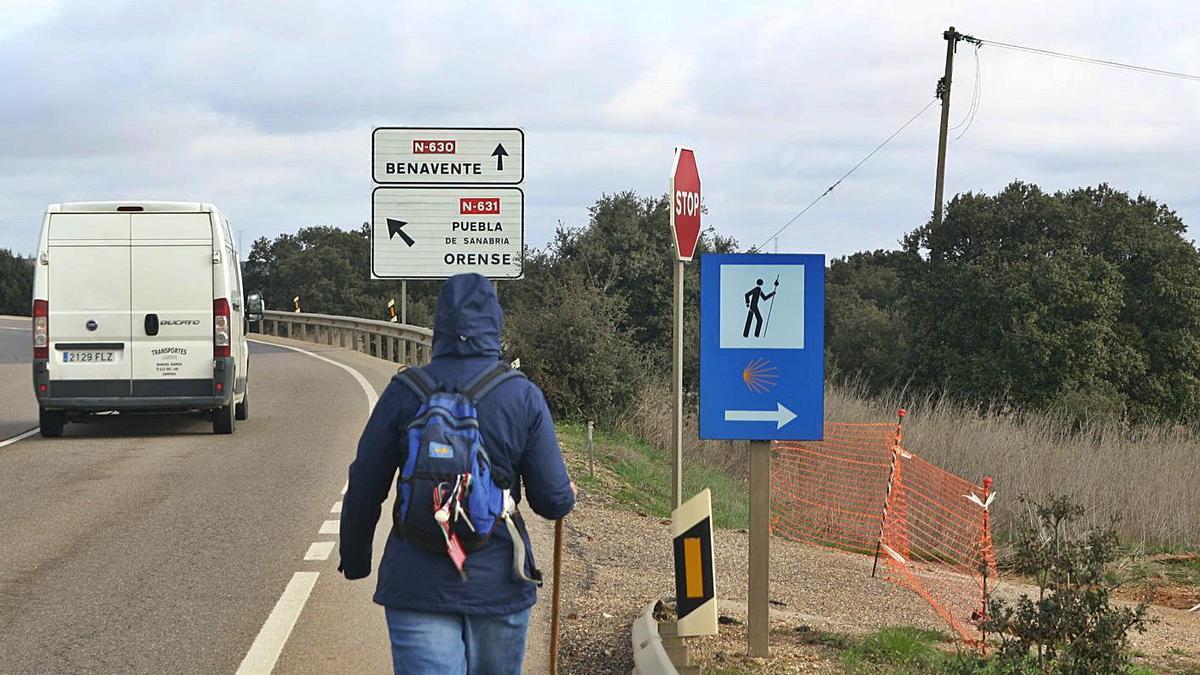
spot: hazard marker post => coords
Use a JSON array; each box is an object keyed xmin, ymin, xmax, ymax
[
  {"xmin": 699, "ymin": 253, "xmax": 825, "ymax": 657},
  {"xmin": 672, "ymin": 489, "xmax": 717, "ymax": 636}
]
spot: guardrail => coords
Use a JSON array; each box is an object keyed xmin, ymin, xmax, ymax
[
  {"xmin": 631, "ymin": 601, "xmax": 681, "ymax": 675},
  {"xmin": 258, "ymin": 310, "xmax": 434, "ymax": 365}
]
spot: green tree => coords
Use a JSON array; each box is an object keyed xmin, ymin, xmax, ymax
[
  {"xmin": 243, "ymin": 224, "xmax": 438, "ymax": 326},
  {"xmin": 902, "ymin": 182, "xmax": 1200, "ymax": 424},
  {"xmin": 536, "ymin": 191, "xmax": 738, "ymax": 388},
  {"xmin": 0, "ymin": 249, "xmax": 34, "ymax": 316},
  {"xmin": 825, "ymin": 249, "xmax": 918, "ymax": 390}
]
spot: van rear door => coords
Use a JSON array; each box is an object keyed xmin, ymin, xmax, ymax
[
  {"xmin": 129, "ymin": 213, "xmax": 215, "ymax": 396},
  {"xmin": 46, "ymin": 213, "xmax": 133, "ymax": 392}
]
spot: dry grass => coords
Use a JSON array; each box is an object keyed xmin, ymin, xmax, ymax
[
  {"xmin": 616, "ymin": 382, "xmax": 751, "ymax": 481},
  {"xmin": 826, "ymin": 378, "xmax": 1200, "ymax": 550},
  {"xmin": 617, "ymin": 380, "xmax": 1200, "ymax": 549}
]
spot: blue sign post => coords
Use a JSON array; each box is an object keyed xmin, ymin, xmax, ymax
[
  {"xmin": 698, "ymin": 252, "xmax": 823, "ymax": 658},
  {"xmin": 699, "ymin": 253, "xmax": 825, "ymax": 441}
]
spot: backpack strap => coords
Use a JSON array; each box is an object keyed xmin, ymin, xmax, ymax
[
  {"xmin": 461, "ymin": 363, "xmax": 525, "ymax": 404},
  {"xmin": 501, "ymin": 491, "xmax": 543, "ymax": 586},
  {"xmin": 393, "ymin": 366, "xmax": 438, "ymax": 400}
]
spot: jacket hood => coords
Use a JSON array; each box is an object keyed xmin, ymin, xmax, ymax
[{"xmin": 432, "ymin": 273, "xmax": 503, "ymax": 359}]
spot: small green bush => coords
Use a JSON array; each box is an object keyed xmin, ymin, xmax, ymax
[{"xmin": 978, "ymin": 495, "xmax": 1150, "ymax": 674}]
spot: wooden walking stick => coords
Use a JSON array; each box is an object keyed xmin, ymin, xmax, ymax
[{"xmin": 549, "ymin": 518, "xmax": 565, "ymax": 675}]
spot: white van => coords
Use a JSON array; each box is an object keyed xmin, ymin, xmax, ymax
[{"xmin": 31, "ymin": 201, "xmax": 252, "ymax": 436}]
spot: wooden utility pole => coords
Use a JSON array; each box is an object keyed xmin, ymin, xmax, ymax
[{"xmin": 932, "ymin": 26, "xmax": 959, "ymax": 228}]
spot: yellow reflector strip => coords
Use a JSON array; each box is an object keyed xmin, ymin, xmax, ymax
[{"xmin": 684, "ymin": 537, "xmax": 703, "ymax": 598}]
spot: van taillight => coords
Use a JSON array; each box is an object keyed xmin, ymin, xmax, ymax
[
  {"xmin": 214, "ymin": 298, "xmax": 231, "ymax": 358},
  {"xmin": 33, "ymin": 299, "xmax": 48, "ymax": 360}
]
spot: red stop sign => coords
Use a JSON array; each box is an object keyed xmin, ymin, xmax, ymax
[{"xmin": 670, "ymin": 147, "xmax": 701, "ymax": 261}]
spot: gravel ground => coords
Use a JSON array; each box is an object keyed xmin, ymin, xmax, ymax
[{"xmin": 554, "ymin": 494, "xmax": 1200, "ymax": 673}]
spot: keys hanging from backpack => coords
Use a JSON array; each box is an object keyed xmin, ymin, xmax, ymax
[{"xmin": 432, "ymin": 481, "xmax": 468, "ymax": 579}]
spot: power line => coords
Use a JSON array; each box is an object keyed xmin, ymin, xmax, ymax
[
  {"xmin": 977, "ymin": 37, "xmax": 1200, "ymax": 83},
  {"xmin": 758, "ymin": 97, "xmax": 938, "ymax": 250},
  {"xmin": 952, "ymin": 43, "xmax": 982, "ymax": 141}
]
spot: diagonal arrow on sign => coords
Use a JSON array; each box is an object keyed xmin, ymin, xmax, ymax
[
  {"xmin": 386, "ymin": 218, "xmax": 415, "ymax": 247},
  {"xmin": 723, "ymin": 402, "xmax": 797, "ymax": 429}
]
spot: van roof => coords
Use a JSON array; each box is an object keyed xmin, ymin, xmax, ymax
[{"xmin": 48, "ymin": 201, "xmax": 216, "ymax": 213}]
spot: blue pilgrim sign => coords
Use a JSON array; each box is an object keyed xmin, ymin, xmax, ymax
[{"xmin": 699, "ymin": 253, "xmax": 824, "ymax": 441}]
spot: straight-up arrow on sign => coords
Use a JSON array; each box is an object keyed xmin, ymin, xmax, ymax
[
  {"xmin": 492, "ymin": 143, "xmax": 508, "ymax": 171},
  {"xmin": 723, "ymin": 403, "xmax": 797, "ymax": 429}
]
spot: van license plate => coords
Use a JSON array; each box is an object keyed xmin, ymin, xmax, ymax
[{"xmin": 62, "ymin": 351, "xmax": 118, "ymax": 364}]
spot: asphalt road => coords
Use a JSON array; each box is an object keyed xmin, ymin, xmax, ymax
[{"xmin": 0, "ymin": 331, "xmax": 559, "ymax": 674}]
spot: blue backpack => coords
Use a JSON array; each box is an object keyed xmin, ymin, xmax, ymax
[{"xmin": 392, "ymin": 363, "xmax": 541, "ymax": 585}]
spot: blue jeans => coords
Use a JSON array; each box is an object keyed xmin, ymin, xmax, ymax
[{"xmin": 384, "ymin": 606, "xmax": 532, "ymax": 675}]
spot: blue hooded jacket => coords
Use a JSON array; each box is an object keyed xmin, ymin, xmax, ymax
[{"xmin": 339, "ymin": 274, "xmax": 575, "ymax": 615}]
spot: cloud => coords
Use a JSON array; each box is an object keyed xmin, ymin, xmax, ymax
[{"xmin": 2, "ymin": 0, "xmax": 1200, "ymax": 257}]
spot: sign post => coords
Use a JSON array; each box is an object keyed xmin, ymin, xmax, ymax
[
  {"xmin": 371, "ymin": 127, "xmax": 525, "ymax": 280},
  {"xmin": 699, "ymin": 253, "xmax": 825, "ymax": 657},
  {"xmin": 748, "ymin": 439, "xmax": 771, "ymax": 656},
  {"xmin": 669, "ymin": 147, "xmax": 701, "ymax": 510}
]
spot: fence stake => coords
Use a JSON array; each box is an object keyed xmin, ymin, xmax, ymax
[
  {"xmin": 872, "ymin": 408, "xmax": 907, "ymax": 578},
  {"xmin": 587, "ymin": 421, "xmax": 595, "ymax": 478},
  {"xmin": 979, "ymin": 476, "xmax": 993, "ymax": 652}
]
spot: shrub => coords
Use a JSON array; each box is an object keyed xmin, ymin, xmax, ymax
[
  {"xmin": 979, "ymin": 495, "xmax": 1149, "ymax": 674},
  {"xmin": 503, "ymin": 271, "xmax": 647, "ymax": 425}
]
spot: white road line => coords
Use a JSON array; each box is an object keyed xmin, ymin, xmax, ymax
[
  {"xmin": 0, "ymin": 326, "xmax": 27, "ymax": 331},
  {"xmin": 234, "ymin": 572, "xmax": 320, "ymax": 675},
  {"xmin": 236, "ymin": 338, "xmax": 379, "ymax": 674},
  {"xmin": 247, "ymin": 337, "xmax": 379, "ymax": 411},
  {"xmin": 0, "ymin": 428, "xmax": 39, "ymax": 448},
  {"xmin": 341, "ymin": 480, "xmax": 348, "ymax": 495},
  {"xmin": 331, "ymin": 501, "xmax": 342, "ymax": 513},
  {"xmin": 304, "ymin": 541, "xmax": 336, "ymax": 561}
]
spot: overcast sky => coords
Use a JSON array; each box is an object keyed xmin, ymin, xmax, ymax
[{"xmin": 2, "ymin": 0, "xmax": 1198, "ymax": 258}]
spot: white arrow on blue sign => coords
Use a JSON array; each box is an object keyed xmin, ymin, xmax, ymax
[
  {"xmin": 723, "ymin": 403, "xmax": 797, "ymax": 429},
  {"xmin": 699, "ymin": 253, "xmax": 825, "ymax": 441}
]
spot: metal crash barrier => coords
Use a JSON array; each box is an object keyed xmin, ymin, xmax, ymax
[
  {"xmin": 258, "ymin": 310, "xmax": 434, "ymax": 365},
  {"xmin": 631, "ymin": 601, "xmax": 680, "ymax": 675}
]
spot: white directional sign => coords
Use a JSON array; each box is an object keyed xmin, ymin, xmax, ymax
[
  {"xmin": 373, "ymin": 127, "xmax": 524, "ymax": 184},
  {"xmin": 371, "ymin": 187, "xmax": 524, "ymax": 280}
]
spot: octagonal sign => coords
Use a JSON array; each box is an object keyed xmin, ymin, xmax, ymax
[{"xmin": 670, "ymin": 147, "xmax": 701, "ymax": 261}]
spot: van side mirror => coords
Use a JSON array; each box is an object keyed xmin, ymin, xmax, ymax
[{"xmin": 246, "ymin": 291, "xmax": 264, "ymax": 322}]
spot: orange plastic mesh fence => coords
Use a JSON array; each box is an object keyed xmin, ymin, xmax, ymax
[{"xmin": 771, "ymin": 416, "xmax": 998, "ymax": 643}]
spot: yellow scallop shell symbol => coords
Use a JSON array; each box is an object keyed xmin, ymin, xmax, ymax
[{"xmin": 742, "ymin": 358, "xmax": 779, "ymax": 394}]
